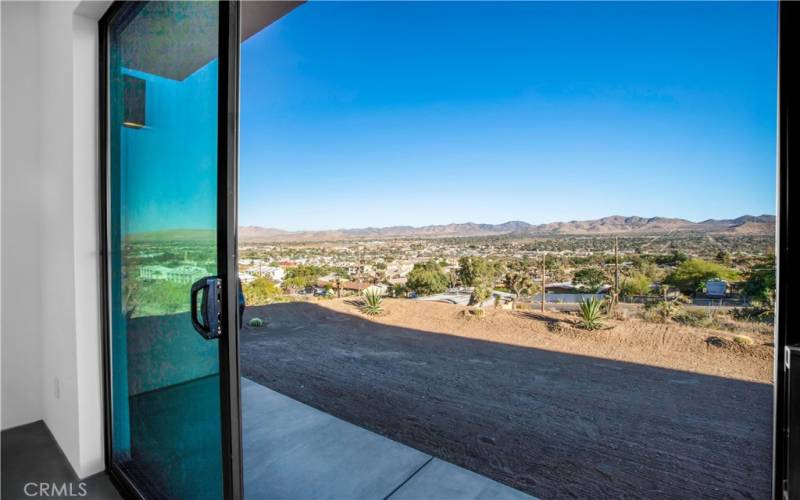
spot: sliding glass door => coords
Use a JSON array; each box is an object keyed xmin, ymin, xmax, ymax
[{"xmin": 100, "ymin": 2, "xmax": 241, "ymax": 499}]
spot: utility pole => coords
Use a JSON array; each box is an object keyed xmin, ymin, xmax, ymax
[
  {"xmin": 614, "ymin": 237, "xmax": 620, "ymax": 293},
  {"xmin": 613, "ymin": 237, "xmax": 620, "ymax": 311},
  {"xmin": 541, "ymin": 253, "xmax": 546, "ymax": 313}
]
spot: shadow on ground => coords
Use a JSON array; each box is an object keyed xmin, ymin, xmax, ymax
[
  {"xmin": 1, "ymin": 422, "xmax": 121, "ymax": 500},
  {"xmin": 240, "ymin": 301, "xmax": 771, "ymax": 499}
]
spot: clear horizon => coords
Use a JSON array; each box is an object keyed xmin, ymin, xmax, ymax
[{"xmin": 240, "ymin": 2, "xmax": 778, "ymax": 232}]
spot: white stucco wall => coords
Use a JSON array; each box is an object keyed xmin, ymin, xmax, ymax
[
  {"xmin": 1, "ymin": 0, "xmax": 45, "ymax": 433},
  {"xmin": 1, "ymin": 0, "xmax": 109, "ymax": 478},
  {"xmin": 73, "ymin": 7, "xmax": 104, "ymax": 478}
]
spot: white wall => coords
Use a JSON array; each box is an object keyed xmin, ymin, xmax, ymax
[
  {"xmin": 39, "ymin": 1, "xmax": 82, "ymax": 473},
  {"xmin": 72, "ymin": 8, "xmax": 104, "ymax": 477},
  {"xmin": 1, "ymin": 0, "xmax": 108, "ymax": 479},
  {"xmin": 1, "ymin": 0, "xmax": 44, "ymax": 432}
]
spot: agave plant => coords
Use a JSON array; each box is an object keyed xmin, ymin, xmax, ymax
[
  {"xmin": 361, "ymin": 288, "xmax": 384, "ymax": 315},
  {"xmin": 578, "ymin": 297, "xmax": 604, "ymax": 330}
]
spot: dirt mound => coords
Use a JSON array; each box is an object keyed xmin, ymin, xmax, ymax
[{"xmin": 320, "ymin": 298, "xmax": 773, "ymax": 383}]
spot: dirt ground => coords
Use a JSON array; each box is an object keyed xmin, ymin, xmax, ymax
[{"xmin": 240, "ymin": 298, "xmax": 773, "ymax": 499}]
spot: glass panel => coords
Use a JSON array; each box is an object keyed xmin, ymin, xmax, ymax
[
  {"xmin": 107, "ymin": 2, "xmax": 222, "ymax": 499},
  {"xmin": 238, "ymin": 2, "xmax": 776, "ymax": 499}
]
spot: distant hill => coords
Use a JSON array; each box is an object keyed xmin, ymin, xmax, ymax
[
  {"xmin": 238, "ymin": 215, "xmax": 776, "ymax": 242},
  {"xmin": 126, "ymin": 229, "xmax": 215, "ymax": 242}
]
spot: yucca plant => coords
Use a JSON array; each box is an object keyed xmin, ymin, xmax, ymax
[
  {"xmin": 578, "ymin": 297, "xmax": 604, "ymax": 330},
  {"xmin": 361, "ymin": 288, "xmax": 384, "ymax": 315}
]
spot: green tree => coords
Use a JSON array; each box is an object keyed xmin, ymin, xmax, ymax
[
  {"xmin": 634, "ymin": 260, "xmax": 665, "ymax": 282},
  {"xmin": 545, "ymin": 257, "xmax": 569, "ymax": 283},
  {"xmin": 243, "ymin": 277, "xmax": 282, "ymax": 306},
  {"xmin": 503, "ymin": 261, "xmax": 537, "ymax": 304},
  {"xmin": 458, "ymin": 256, "xmax": 504, "ymax": 305},
  {"xmin": 282, "ymin": 265, "xmax": 325, "ymax": 292},
  {"xmin": 619, "ymin": 272, "xmax": 652, "ymax": 297},
  {"xmin": 742, "ymin": 255, "xmax": 776, "ymax": 304},
  {"xmin": 459, "ymin": 256, "xmax": 504, "ymax": 285},
  {"xmin": 664, "ymin": 259, "xmax": 740, "ymax": 294},
  {"xmin": 456, "ymin": 256, "xmax": 498, "ymax": 286},
  {"xmin": 656, "ymin": 250, "xmax": 689, "ymax": 266},
  {"xmin": 457, "ymin": 256, "xmax": 482, "ymax": 287},
  {"xmin": 406, "ymin": 261, "xmax": 449, "ymax": 296},
  {"xmin": 132, "ymin": 281, "xmax": 188, "ymax": 317},
  {"xmin": 573, "ymin": 267, "xmax": 607, "ymax": 293}
]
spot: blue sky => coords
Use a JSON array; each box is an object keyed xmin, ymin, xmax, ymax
[{"xmin": 239, "ymin": 1, "xmax": 778, "ymax": 231}]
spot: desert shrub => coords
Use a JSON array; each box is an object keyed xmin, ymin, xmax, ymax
[
  {"xmin": 466, "ymin": 308, "xmax": 485, "ymax": 318},
  {"xmin": 674, "ymin": 308, "xmax": 719, "ymax": 329},
  {"xmin": 642, "ymin": 300, "xmax": 682, "ymax": 323},
  {"xmin": 249, "ymin": 317, "xmax": 264, "ymax": 328},
  {"xmin": 469, "ymin": 285, "xmax": 492, "ymax": 306},
  {"xmin": 361, "ymin": 288, "xmax": 384, "ymax": 315},
  {"xmin": 715, "ymin": 250, "xmax": 733, "ymax": 266},
  {"xmin": 733, "ymin": 335, "xmax": 755, "ymax": 345},
  {"xmin": 390, "ymin": 284, "xmax": 408, "ymax": 298},
  {"xmin": 610, "ymin": 307, "xmax": 630, "ymax": 321},
  {"xmin": 732, "ymin": 304, "xmax": 775, "ymax": 323},
  {"xmin": 578, "ymin": 297, "xmax": 604, "ymax": 330}
]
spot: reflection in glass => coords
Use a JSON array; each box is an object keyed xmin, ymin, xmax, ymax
[{"xmin": 107, "ymin": 2, "xmax": 222, "ymax": 498}]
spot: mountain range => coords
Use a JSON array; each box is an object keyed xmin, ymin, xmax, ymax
[{"xmin": 239, "ymin": 215, "xmax": 776, "ymax": 242}]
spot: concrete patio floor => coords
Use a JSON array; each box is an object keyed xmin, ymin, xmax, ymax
[{"xmin": 242, "ymin": 378, "xmax": 536, "ymax": 500}]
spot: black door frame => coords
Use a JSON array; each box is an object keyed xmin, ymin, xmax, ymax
[
  {"xmin": 98, "ymin": 2, "xmax": 243, "ymax": 499},
  {"xmin": 774, "ymin": 2, "xmax": 795, "ymax": 499},
  {"xmin": 97, "ymin": 1, "xmax": 793, "ymax": 499}
]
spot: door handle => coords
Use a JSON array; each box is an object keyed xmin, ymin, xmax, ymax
[{"xmin": 191, "ymin": 276, "xmax": 223, "ymax": 340}]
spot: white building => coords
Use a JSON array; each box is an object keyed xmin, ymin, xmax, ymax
[
  {"xmin": 238, "ymin": 272, "xmax": 256, "ymax": 284},
  {"xmin": 138, "ymin": 264, "xmax": 207, "ymax": 284},
  {"xmin": 257, "ymin": 266, "xmax": 285, "ymax": 283}
]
